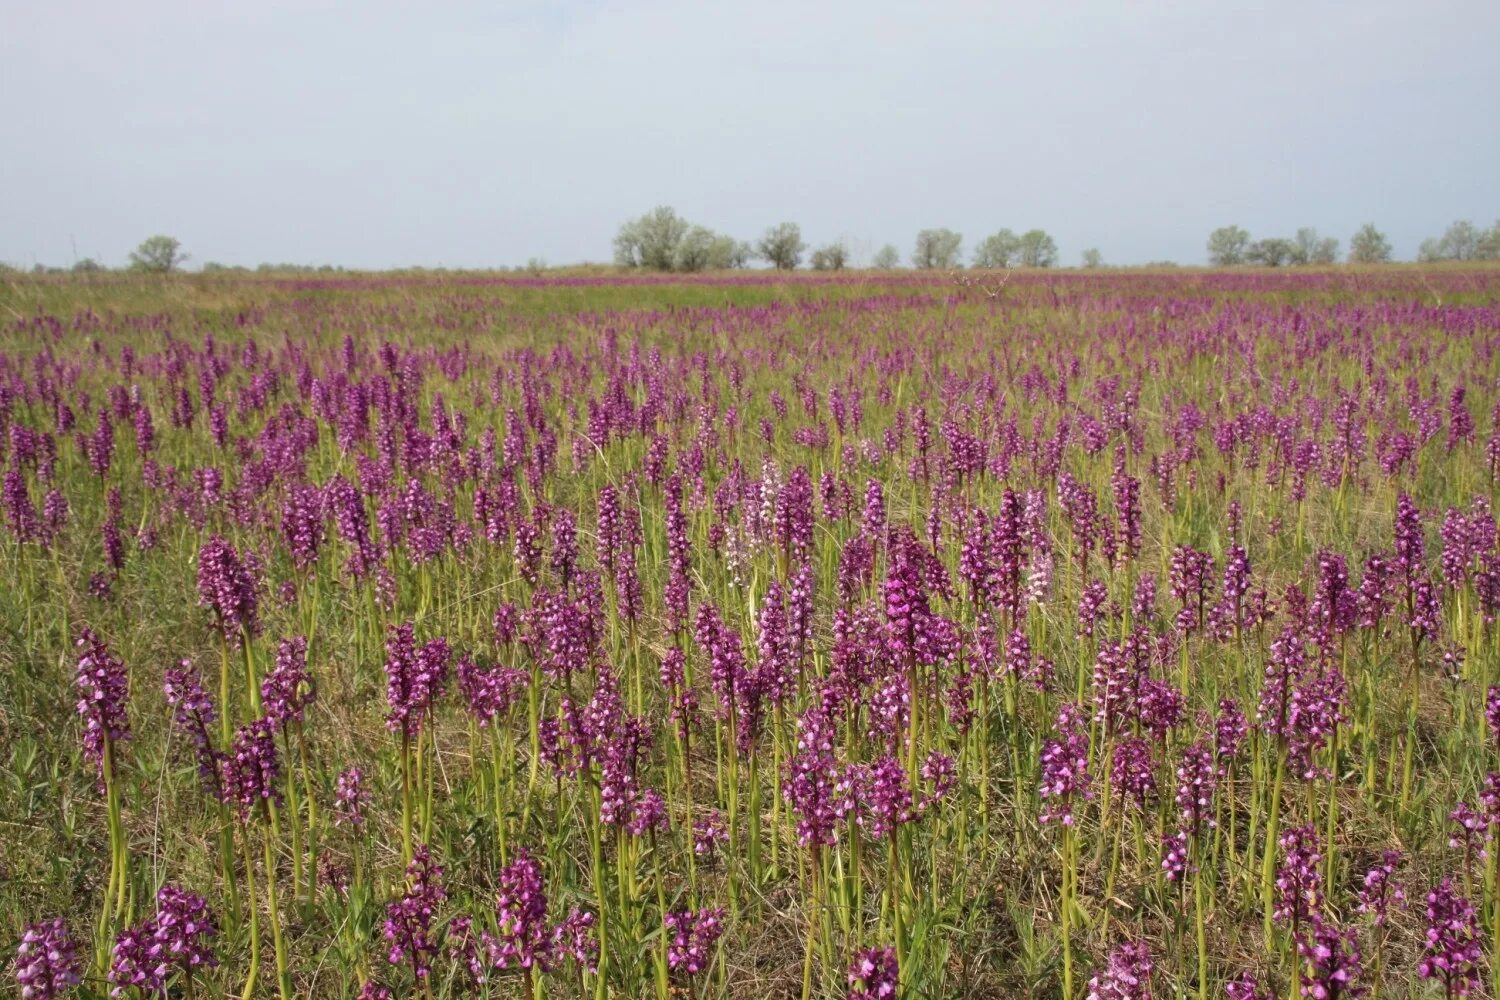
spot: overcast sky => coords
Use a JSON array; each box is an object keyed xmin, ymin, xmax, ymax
[{"xmin": 3, "ymin": 0, "xmax": 1497, "ymax": 270}]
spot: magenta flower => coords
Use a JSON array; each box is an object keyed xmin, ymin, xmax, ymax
[
  {"xmin": 334, "ymin": 766, "xmax": 369, "ymax": 830},
  {"xmin": 1224, "ymin": 971, "xmax": 1272, "ymax": 1000},
  {"xmin": 1175, "ymin": 741, "xmax": 1217, "ymax": 836},
  {"xmin": 1039, "ymin": 702, "xmax": 1093, "ymax": 827},
  {"xmin": 846, "ymin": 945, "xmax": 898, "ymax": 1000},
  {"xmin": 385, "ymin": 623, "xmax": 450, "ymax": 738},
  {"xmin": 109, "ymin": 885, "xmax": 219, "ymax": 995},
  {"xmin": 1356, "ymin": 851, "xmax": 1404, "ymax": 927},
  {"xmin": 1111, "ymin": 738, "xmax": 1156, "ymax": 810},
  {"xmin": 196, "ymin": 535, "xmax": 260, "ymax": 641},
  {"xmin": 1274, "ymin": 824, "xmax": 1323, "ymax": 929},
  {"xmin": 14, "ymin": 918, "xmax": 81, "ymax": 999},
  {"xmin": 1298, "ymin": 915, "xmax": 1364, "ymax": 999},
  {"xmin": 664, "ymin": 907, "xmax": 725, "ymax": 976},
  {"xmin": 75, "ymin": 627, "xmax": 130, "ymax": 781},
  {"xmin": 1417, "ymin": 879, "xmax": 1481, "ymax": 997},
  {"xmin": 694, "ymin": 810, "xmax": 729, "ymax": 857},
  {"xmin": 384, "ymin": 844, "xmax": 446, "ymax": 981},
  {"xmin": 164, "ymin": 660, "xmax": 221, "ymax": 796},
  {"xmin": 783, "ymin": 705, "xmax": 843, "ymax": 849},
  {"xmin": 1087, "ymin": 939, "xmax": 1152, "ymax": 1000},
  {"xmin": 225, "ymin": 718, "xmax": 281, "ymax": 820},
  {"xmin": 491, "ymin": 849, "xmax": 551, "ymax": 971},
  {"xmin": 261, "ymin": 635, "xmax": 314, "ymax": 727}
]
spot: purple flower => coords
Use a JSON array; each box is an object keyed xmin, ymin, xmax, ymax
[
  {"xmin": 1161, "ymin": 831, "xmax": 1190, "ymax": 882},
  {"xmin": 456, "ymin": 653, "xmax": 527, "ymax": 727},
  {"xmin": 225, "ymin": 718, "xmax": 281, "ymax": 820},
  {"xmin": 385, "ymin": 623, "xmax": 450, "ymax": 738},
  {"xmin": 1298, "ymin": 915, "xmax": 1364, "ymax": 999},
  {"xmin": 384, "ymin": 844, "xmax": 446, "ymax": 980},
  {"xmin": 1274, "ymin": 824, "xmax": 1323, "ymax": 929},
  {"xmin": 664, "ymin": 908, "xmax": 724, "ymax": 976},
  {"xmin": 108, "ymin": 922, "xmax": 159, "ymax": 996},
  {"xmin": 1039, "ymin": 702, "xmax": 1093, "ymax": 827},
  {"xmin": 152, "ymin": 885, "xmax": 219, "ymax": 974},
  {"xmin": 1224, "ymin": 971, "xmax": 1272, "ymax": 1000},
  {"xmin": 1214, "ymin": 699, "xmax": 1249, "ymax": 760},
  {"xmin": 1111, "ymin": 738, "xmax": 1156, "ymax": 810},
  {"xmin": 783, "ymin": 705, "xmax": 843, "ymax": 849},
  {"xmin": 280, "ymin": 483, "xmax": 325, "ymax": 570},
  {"xmin": 1417, "ymin": 880, "xmax": 1482, "ymax": 997},
  {"xmin": 196, "ymin": 536, "xmax": 260, "ymax": 641},
  {"xmin": 14, "ymin": 918, "xmax": 81, "ymax": 999},
  {"xmin": 549, "ymin": 908, "xmax": 598, "ymax": 973},
  {"xmin": 1175, "ymin": 741, "xmax": 1217, "ymax": 836},
  {"xmin": 164, "ymin": 660, "xmax": 221, "ymax": 796},
  {"xmin": 1087, "ymin": 939, "xmax": 1152, "ymax": 1000},
  {"xmin": 356, "ymin": 983, "xmax": 393, "ymax": 1000},
  {"xmin": 1356, "ymin": 851, "xmax": 1404, "ymax": 927},
  {"xmin": 334, "ymin": 766, "xmax": 369, "ymax": 830},
  {"xmin": 75, "ymin": 628, "xmax": 130, "ymax": 781},
  {"xmin": 694, "ymin": 810, "xmax": 729, "ymax": 857},
  {"xmin": 261, "ymin": 635, "xmax": 314, "ymax": 727},
  {"xmin": 847, "ymin": 945, "xmax": 898, "ymax": 1000},
  {"xmin": 109, "ymin": 885, "xmax": 218, "ymax": 996},
  {"xmin": 491, "ymin": 849, "xmax": 551, "ymax": 971}
]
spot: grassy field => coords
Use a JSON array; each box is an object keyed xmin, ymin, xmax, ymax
[{"xmin": 5, "ymin": 266, "xmax": 1500, "ymax": 998}]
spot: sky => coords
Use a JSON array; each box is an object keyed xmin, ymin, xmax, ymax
[{"xmin": 3, "ymin": 0, "xmax": 1498, "ymax": 270}]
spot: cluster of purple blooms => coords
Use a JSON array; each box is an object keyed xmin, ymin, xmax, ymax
[
  {"xmin": 75, "ymin": 628, "xmax": 131, "ymax": 780},
  {"xmin": 383, "ymin": 844, "xmax": 447, "ymax": 981},
  {"xmin": 334, "ymin": 766, "xmax": 369, "ymax": 829},
  {"xmin": 261, "ymin": 635, "xmax": 315, "ymax": 727},
  {"xmin": 1417, "ymin": 880, "xmax": 1481, "ymax": 997},
  {"xmin": 196, "ymin": 535, "xmax": 260, "ymax": 641},
  {"xmin": 109, "ymin": 885, "xmax": 220, "ymax": 995},
  {"xmin": 664, "ymin": 907, "xmax": 725, "ymax": 976},
  {"xmin": 14, "ymin": 918, "xmax": 81, "ymax": 1000},
  {"xmin": 384, "ymin": 622, "xmax": 451, "ymax": 738},
  {"xmin": 1039, "ymin": 702, "xmax": 1093, "ymax": 826},
  {"xmin": 846, "ymin": 945, "xmax": 898, "ymax": 1000},
  {"xmin": 1086, "ymin": 939, "xmax": 1152, "ymax": 1000}
]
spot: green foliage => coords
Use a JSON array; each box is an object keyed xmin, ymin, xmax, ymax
[
  {"xmin": 757, "ymin": 221, "xmax": 805, "ymax": 270},
  {"xmin": 1206, "ymin": 225, "xmax": 1250, "ymax": 266},
  {"xmin": 912, "ymin": 228, "xmax": 963, "ymax": 269},
  {"xmin": 128, "ymin": 234, "xmax": 187, "ymax": 273}
]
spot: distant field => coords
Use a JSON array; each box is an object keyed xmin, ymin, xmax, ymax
[{"xmin": 5, "ymin": 267, "xmax": 1500, "ymax": 998}]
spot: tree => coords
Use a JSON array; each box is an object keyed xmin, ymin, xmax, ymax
[
  {"xmin": 614, "ymin": 206, "xmax": 690, "ymax": 270},
  {"xmin": 1290, "ymin": 228, "xmax": 1339, "ymax": 265},
  {"xmin": 1246, "ymin": 238, "xmax": 1294, "ymax": 267},
  {"xmin": 872, "ymin": 245, "xmax": 901, "ymax": 269},
  {"xmin": 1080, "ymin": 248, "xmax": 1103, "ymax": 269},
  {"xmin": 1017, "ymin": 230, "xmax": 1058, "ymax": 268},
  {"xmin": 1438, "ymin": 220, "xmax": 1482, "ymax": 261},
  {"xmin": 672, "ymin": 225, "xmax": 718, "ymax": 272},
  {"xmin": 912, "ymin": 229, "xmax": 963, "ymax": 269},
  {"xmin": 72, "ymin": 257, "xmax": 105, "ymax": 274},
  {"xmin": 1478, "ymin": 221, "xmax": 1500, "ymax": 261},
  {"xmin": 758, "ymin": 222, "xmax": 805, "ymax": 270},
  {"xmin": 129, "ymin": 235, "xmax": 187, "ymax": 273},
  {"xmin": 810, "ymin": 242, "xmax": 848, "ymax": 271},
  {"xmin": 972, "ymin": 229, "xmax": 1020, "ymax": 268},
  {"xmin": 1206, "ymin": 226, "xmax": 1251, "ymax": 266},
  {"xmin": 1347, "ymin": 224, "xmax": 1392, "ymax": 264},
  {"xmin": 705, "ymin": 235, "xmax": 752, "ymax": 270}
]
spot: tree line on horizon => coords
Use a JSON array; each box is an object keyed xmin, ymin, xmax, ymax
[
  {"xmin": 1207, "ymin": 220, "xmax": 1500, "ymax": 266},
  {"xmin": 6, "ymin": 217, "xmax": 1499, "ymax": 276}
]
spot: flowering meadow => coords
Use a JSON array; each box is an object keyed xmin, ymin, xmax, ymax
[{"xmin": 7, "ymin": 267, "xmax": 1500, "ymax": 998}]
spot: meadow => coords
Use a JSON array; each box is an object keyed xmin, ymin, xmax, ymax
[{"xmin": 5, "ymin": 266, "xmax": 1500, "ymax": 999}]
